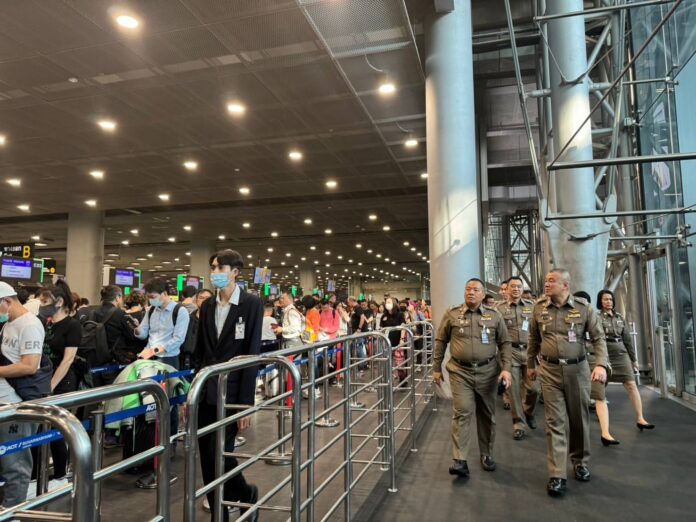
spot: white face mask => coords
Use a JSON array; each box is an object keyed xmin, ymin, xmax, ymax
[{"xmin": 385, "ymin": 302, "xmax": 393, "ymax": 311}]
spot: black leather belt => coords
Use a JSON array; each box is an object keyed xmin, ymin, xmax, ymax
[
  {"xmin": 512, "ymin": 342, "xmax": 527, "ymax": 350},
  {"xmin": 452, "ymin": 355, "xmax": 496, "ymax": 369},
  {"xmin": 540, "ymin": 354, "xmax": 586, "ymax": 366},
  {"xmin": 606, "ymin": 336, "xmax": 622, "ymax": 343}
]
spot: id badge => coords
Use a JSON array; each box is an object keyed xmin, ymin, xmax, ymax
[
  {"xmin": 521, "ymin": 319, "xmax": 530, "ymax": 332},
  {"xmin": 235, "ymin": 318, "xmax": 245, "ymax": 340},
  {"xmin": 481, "ymin": 328, "xmax": 490, "ymax": 344},
  {"xmin": 568, "ymin": 328, "xmax": 577, "ymax": 343}
]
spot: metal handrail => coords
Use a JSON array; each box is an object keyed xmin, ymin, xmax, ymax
[
  {"xmin": 0, "ymin": 403, "xmax": 94, "ymax": 522},
  {"xmin": 33, "ymin": 379, "xmax": 172, "ymax": 521},
  {"xmin": 184, "ymin": 354, "xmax": 302, "ymax": 522}
]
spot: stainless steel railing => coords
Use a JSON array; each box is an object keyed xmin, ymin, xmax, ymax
[
  {"xmin": 0, "ymin": 403, "xmax": 94, "ymax": 522},
  {"xmin": 33, "ymin": 379, "xmax": 172, "ymax": 521}
]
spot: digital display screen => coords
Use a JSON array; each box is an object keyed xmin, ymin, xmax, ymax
[
  {"xmin": 185, "ymin": 276, "xmax": 200, "ymax": 289},
  {"xmin": 1, "ymin": 258, "xmax": 32, "ymax": 279},
  {"xmin": 269, "ymin": 284, "xmax": 279, "ymax": 295},
  {"xmin": 114, "ymin": 269, "xmax": 134, "ymax": 286}
]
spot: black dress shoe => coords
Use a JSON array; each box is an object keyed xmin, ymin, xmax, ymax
[
  {"xmin": 448, "ymin": 460, "xmax": 469, "ymax": 478},
  {"xmin": 601, "ymin": 436, "xmax": 620, "ymax": 446},
  {"xmin": 637, "ymin": 422, "xmax": 655, "ymax": 431},
  {"xmin": 503, "ymin": 402, "xmax": 511, "ymax": 410},
  {"xmin": 547, "ymin": 477, "xmax": 566, "ymax": 497},
  {"xmin": 480, "ymin": 455, "xmax": 497, "ymax": 472},
  {"xmin": 525, "ymin": 415, "xmax": 537, "ymax": 430},
  {"xmin": 240, "ymin": 484, "xmax": 259, "ymax": 522},
  {"xmin": 574, "ymin": 465, "xmax": 591, "ymax": 482},
  {"xmin": 513, "ymin": 429, "xmax": 525, "ymax": 441}
]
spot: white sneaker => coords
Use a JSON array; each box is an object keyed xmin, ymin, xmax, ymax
[{"xmin": 48, "ymin": 477, "xmax": 69, "ymax": 492}]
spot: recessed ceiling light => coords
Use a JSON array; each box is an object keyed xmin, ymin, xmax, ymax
[
  {"xmin": 183, "ymin": 160, "xmax": 198, "ymax": 171},
  {"xmin": 6, "ymin": 178, "xmax": 21, "ymax": 188},
  {"xmin": 356, "ymin": 243, "xmax": 362, "ymax": 249},
  {"xmin": 324, "ymin": 229, "xmax": 332, "ymax": 235},
  {"xmin": 168, "ymin": 237, "xmax": 176, "ymax": 242},
  {"xmin": 368, "ymin": 214, "xmax": 377, "ymax": 221},
  {"xmin": 310, "ymin": 246, "xmax": 316, "ymax": 250},
  {"xmin": 337, "ymin": 255, "xmax": 343, "ymax": 260},
  {"xmin": 420, "ymin": 172, "xmax": 428, "ymax": 179},
  {"xmin": 227, "ymin": 102, "xmax": 246, "ymax": 115},
  {"xmin": 147, "ymin": 253, "xmax": 154, "ymax": 258},
  {"xmin": 121, "ymin": 240, "xmax": 129, "ymax": 246},
  {"xmin": 383, "ymin": 225, "xmax": 391, "ymax": 231},
  {"xmin": 35, "ymin": 242, "xmax": 47, "ymax": 247},
  {"xmin": 411, "ymin": 247, "xmax": 416, "ymax": 251},
  {"xmin": 158, "ymin": 193, "xmax": 170, "ymax": 201},
  {"xmin": 130, "ymin": 229, "xmax": 139, "ymax": 235},
  {"xmin": 218, "ymin": 235, "xmax": 226, "ymax": 240},
  {"xmin": 17, "ymin": 204, "xmax": 30, "ymax": 212},
  {"xmin": 271, "ymin": 232, "xmax": 279, "ymax": 238},
  {"xmin": 115, "ymin": 14, "xmax": 140, "ymax": 29},
  {"xmin": 267, "ymin": 247, "xmax": 274, "ymax": 252},
  {"xmin": 367, "ymin": 249, "xmax": 373, "ymax": 253},
  {"xmin": 376, "ymin": 254, "xmax": 382, "ymax": 258},
  {"xmin": 97, "ymin": 119, "xmax": 117, "ymax": 132},
  {"xmin": 304, "ymin": 218, "xmax": 313, "ymax": 225},
  {"xmin": 183, "ymin": 225, "xmax": 192, "ymax": 231},
  {"xmin": 247, "ymin": 254, "xmax": 253, "ymax": 259},
  {"xmin": 301, "ymin": 257, "xmax": 307, "ymax": 261},
  {"xmin": 288, "ymin": 150, "xmax": 303, "ymax": 161},
  {"xmin": 326, "ymin": 180, "xmax": 337, "ymax": 189},
  {"xmin": 89, "ymin": 170, "xmax": 105, "ymax": 180},
  {"xmin": 239, "ymin": 187, "xmax": 250, "ymax": 195},
  {"xmin": 31, "ymin": 235, "xmax": 40, "ymax": 241},
  {"xmin": 324, "ymin": 250, "xmax": 331, "ymax": 255},
  {"xmin": 285, "ymin": 253, "xmax": 292, "ymax": 257},
  {"xmin": 378, "ymin": 82, "xmax": 396, "ymax": 95},
  {"xmin": 137, "ymin": 257, "xmax": 147, "ymax": 261},
  {"xmin": 404, "ymin": 138, "xmax": 418, "ymax": 148},
  {"xmin": 403, "ymin": 241, "xmax": 410, "ymax": 246},
  {"xmin": 0, "ymin": 135, "xmax": 6, "ymax": 146},
  {"xmin": 68, "ymin": 77, "xmax": 79, "ymax": 84}
]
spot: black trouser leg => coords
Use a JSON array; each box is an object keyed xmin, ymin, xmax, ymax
[{"xmin": 198, "ymin": 402, "xmax": 251, "ymax": 522}]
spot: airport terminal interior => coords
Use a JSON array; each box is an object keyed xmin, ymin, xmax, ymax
[{"xmin": 1, "ymin": 0, "xmax": 696, "ymax": 520}]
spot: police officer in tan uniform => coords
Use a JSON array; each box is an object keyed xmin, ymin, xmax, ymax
[
  {"xmin": 433, "ymin": 278, "xmax": 512, "ymax": 478},
  {"xmin": 594, "ymin": 289, "xmax": 654, "ymax": 445},
  {"xmin": 527, "ymin": 269, "xmax": 608, "ymax": 497},
  {"xmin": 496, "ymin": 276, "xmax": 539, "ymax": 440}
]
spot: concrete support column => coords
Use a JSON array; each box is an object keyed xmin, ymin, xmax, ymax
[
  {"xmin": 300, "ymin": 269, "xmax": 316, "ymax": 296},
  {"xmin": 348, "ymin": 276, "xmax": 362, "ymax": 298},
  {"xmin": 425, "ymin": 0, "xmax": 481, "ymax": 321},
  {"xmin": 545, "ymin": 0, "xmax": 608, "ymax": 298},
  {"xmin": 65, "ymin": 210, "xmax": 104, "ymax": 304},
  {"xmin": 190, "ymin": 239, "xmax": 215, "ymax": 282}
]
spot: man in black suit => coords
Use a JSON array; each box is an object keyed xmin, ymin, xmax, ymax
[{"xmin": 194, "ymin": 249, "xmax": 262, "ymax": 522}]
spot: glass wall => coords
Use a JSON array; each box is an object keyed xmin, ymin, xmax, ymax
[{"xmin": 632, "ymin": 2, "xmax": 696, "ymax": 396}]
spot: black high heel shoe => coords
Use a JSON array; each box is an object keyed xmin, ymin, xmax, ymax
[
  {"xmin": 601, "ymin": 436, "xmax": 620, "ymax": 446},
  {"xmin": 637, "ymin": 422, "xmax": 655, "ymax": 431}
]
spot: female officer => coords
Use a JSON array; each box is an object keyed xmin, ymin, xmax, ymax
[{"xmin": 594, "ymin": 289, "xmax": 654, "ymax": 446}]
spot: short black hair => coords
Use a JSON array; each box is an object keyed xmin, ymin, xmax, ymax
[
  {"xmin": 210, "ymin": 249, "xmax": 244, "ymax": 271},
  {"xmin": 143, "ymin": 277, "xmax": 168, "ymax": 295},
  {"xmin": 596, "ymin": 289, "xmax": 615, "ymax": 309},
  {"xmin": 183, "ymin": 285, "xmax": 197, "ymax": 299},
  {"xmin": 508, "ymin": 276, "xmax": 524, "ymax": 286},
  {"xmin": 466, "ymin": 278, "xmax": 485, "ymax": 288},
  {"xmin": 573, "ymin": 290, "xmax": 591, "ymax": 302},
  {"xmin": 16, "ymin": 287, "xmax": 29, "ymax": 305},
  {"xmin": 40, "ymin": 279, "xmax": 74, "ymax": 312},
  {"xmin": 301, "ymin": 295, "xmax": 317, "ymax": 310},
  {"xmin": 100, "ymin": 285, "xmax": 122, "ymax": 303}
]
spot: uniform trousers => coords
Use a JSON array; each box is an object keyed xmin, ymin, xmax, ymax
[
  {"xmin": 538, "ymin": 360, "xmax": 591, "ymax": 479},
  {"xmin": 446, "ymin": 358, "xmax": 498, "ymax": 460},
  {"xmin": 510, "ymin": 351, "xmax": 539, "ymax": 430}
]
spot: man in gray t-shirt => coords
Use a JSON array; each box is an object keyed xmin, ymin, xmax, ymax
[{"xmin": 0, "ymin": 281, "xmax": 45, "ymax": 508}]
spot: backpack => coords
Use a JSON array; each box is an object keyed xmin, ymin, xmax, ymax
[{"xmin": 78, "ymin": 306, "xmax": 119, "ymax": 370}]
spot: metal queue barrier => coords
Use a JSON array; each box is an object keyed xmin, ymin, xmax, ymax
[
  {"xmin": 0, "ymin": 322, "xmax": 434, "ymax": 522},
  {"xmin": 33, "ymin": 380, "xmax": 172, "ymax": 522},
  {"xmin": 0, "ymin": 403, "xmax": 94, "ymax": 522},
  {"xmin": 183, "ymin": 355, "xmax": 302, "ymax": 522}
]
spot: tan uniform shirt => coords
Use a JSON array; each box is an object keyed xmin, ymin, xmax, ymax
[
  {"xmin": 433, "ymin": 304, "xmax": 512, "ymax": 373},
  {"xmin": 496, "ymin": 298, "xmax": 534, "ymax": 365},
  {"xmin": 527, "ymin": 295, "xmax": 608, "ymax": 369},
  {"xmin": 599, "ymin": 310, "xmax": 636, "ymax": 362}
]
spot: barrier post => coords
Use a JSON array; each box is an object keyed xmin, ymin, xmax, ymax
[
  {"xmin": 343, "ymin": 337, "xmax": 352, "ymax": 522},
  {"xmin": 316, "ymin": 347, "xmax": 339, "ymax": 428},
  {"xmin": 91, "ymin": 405, "xmax": 105, "ymax": 521},
  {"xmin": 214, "ymin": 373, "xmax": 228, "ymax": 522},
  {"xmin": 266, "ymin": 363, "xmax": 291, "ymax": 466}
]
